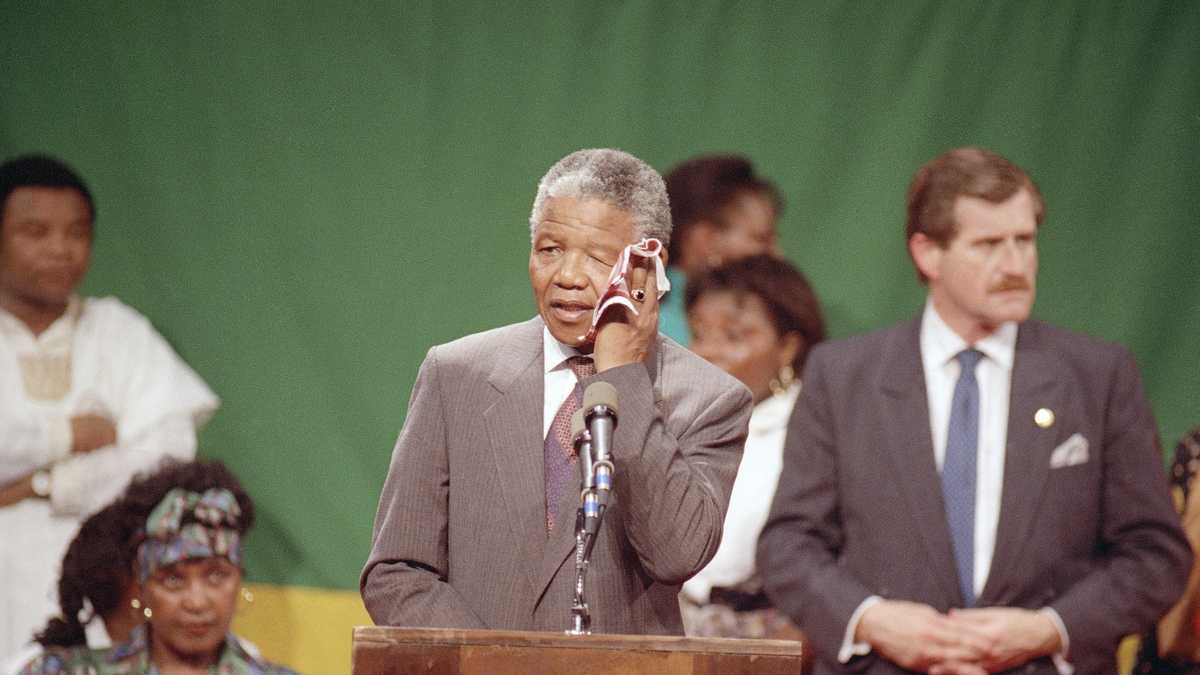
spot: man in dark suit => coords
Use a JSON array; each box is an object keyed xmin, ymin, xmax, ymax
[
  {"xmin": 758, "ymin": 147, "xmax": 1191, "ymax": 674},
  {"xmin": 361, "ymin": 149, "xmax": 751, "ymax": 634}
]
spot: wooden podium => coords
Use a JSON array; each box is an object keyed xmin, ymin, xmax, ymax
[{"xmin": 352, "ymin": 626, "xmax": 803, "ymax": 675}]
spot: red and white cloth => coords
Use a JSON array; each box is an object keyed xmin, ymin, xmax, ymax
[{"xmin": 580, "ymin": 238, "xmax": 671, "ymax": 342}]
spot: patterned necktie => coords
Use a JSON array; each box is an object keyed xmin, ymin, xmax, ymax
[
  {"xmin": 544, "ymin": 355, "xmax": 597, "ymax": 533},
  {"xmin": 943, "ymin": 348, "xmax": 983, "ymax": 606}
]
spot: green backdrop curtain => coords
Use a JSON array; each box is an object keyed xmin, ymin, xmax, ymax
[{"xmin": 3, "ymin": 0, "xmax": 1197, "ymax": 594}]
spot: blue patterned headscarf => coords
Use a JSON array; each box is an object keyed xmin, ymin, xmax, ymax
[{"xmin": 136, "ymin": 488, "xmax": 243, "ymax": 584}]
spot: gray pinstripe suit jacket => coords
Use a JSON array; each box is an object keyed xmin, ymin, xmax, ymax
[{"xmin": 361, "ymin": 316, "xmax": 751, "ymax": 634}]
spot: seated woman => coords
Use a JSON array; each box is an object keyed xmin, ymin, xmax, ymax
[
  {"xmin": 679, "ymin": 254, "xmax": 825, "ymax": 639},
  {"xmin": 19, "ymin": 459, "xmax": 298, "ymax": 674}
]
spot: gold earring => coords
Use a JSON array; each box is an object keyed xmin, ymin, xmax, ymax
[
  {"xmin": 769, "ymin": 365, "xmax": 795, "ymax": 397},
  {"xmin": 241, "ymin": 588, "xmax": 254, "ymax": 604}
]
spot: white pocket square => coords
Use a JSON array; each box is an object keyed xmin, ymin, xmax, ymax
[{"xmin": 1049, "ymin": 433, "xmax": 1089, "ymax": 468}]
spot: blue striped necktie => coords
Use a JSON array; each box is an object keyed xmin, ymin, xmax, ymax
[{"xmin": 943, "ymin": 348, "xmax": 983, "ymax": 606}]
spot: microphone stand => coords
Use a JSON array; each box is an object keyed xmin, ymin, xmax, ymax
[
  {"xmin": 567, "ymin": 505, "xmax": 593, "ymax": 635},
  {"xmin": 567, "ymin": 422, "xmax": 597, "ymax": 635},
  {"xmin": 566, "ymin": 385, "xmax": 618, "ymax": 635}
]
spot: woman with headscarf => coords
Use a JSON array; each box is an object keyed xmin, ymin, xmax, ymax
[{"xmin": 18, "ymin": 459, "xmax": 297, "ymax": 674}]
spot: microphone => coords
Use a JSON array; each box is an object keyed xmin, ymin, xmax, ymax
[
  {"xmin": 572, "ymin": 409, "xmax": 601, "ymax": 538},
  {"xmin": 571, "ymin": 410, "xmax": 594, "ymax": 491},
  {"xmin": 582, "ymin": 382, "xmax": 618, "ymax": 510}
]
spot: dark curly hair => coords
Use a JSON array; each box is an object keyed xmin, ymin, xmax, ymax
[
  {"xmin": 664, "ymin": 154, "xmax": 782, "ymax": 266},
  {"xmin": 34, "ymin": 459, "xmax": 254, "ymax": 648},
  {"xmin": 0, "ymin": 154, "xmax": 96, "ymax": 227},
  {"xmin": 32, "ymin": 502, "xmax": 134, "ymax": 648},
  {"xmin": 685, "ymin": 254, "xmax": 826, "ymax": 373}
]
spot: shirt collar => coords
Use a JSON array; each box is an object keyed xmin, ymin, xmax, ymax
[
  {"xmin": 542, "ymin": 326, "xmax": 583, "ymax": 374},
  {"xmin": 920, "ymin": 299, "xmax": 1016, "ymax": 370},
  {"xmin": 666, "ymin": 266, "xmax": 687, "ymax": 290},
  {"xmin": 748, "ymin": 381, "xmax": 801, "ymax": 433},
  {"xmin": 0, "ymin": 295, "xmax": 82, "ymax": 343}
]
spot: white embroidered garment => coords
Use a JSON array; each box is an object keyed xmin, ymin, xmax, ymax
[
  {"xmin": 0, "ymin": 296, "xmax": 219, "ymax": 659},
  {"xmin": 681, "ymin": 383, "xmax": 800, "ymax": 604}
]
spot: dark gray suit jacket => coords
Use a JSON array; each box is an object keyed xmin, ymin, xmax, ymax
[
  {"xmin": 362, "ymin": 316, "xmax": 751, "ymax": 634},
  {"xmin": 759, "ymin": 316, "xmax": 1191, "ymax": 674}
]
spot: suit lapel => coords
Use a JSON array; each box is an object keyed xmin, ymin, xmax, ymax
[
  {"xmin": 482, "ymin": 318, "xmax": 547, "ymax": 594},
  {"xmin": 879, "ymin": 318, "xmax": 964, "ymax": 606},
  {"xmin": 980, "ymin": 322, "xmax": 1064, "ymax": 603}
]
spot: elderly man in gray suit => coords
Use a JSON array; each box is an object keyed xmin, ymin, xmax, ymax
[
  {"xmin": 361, "ymin": 148, "xmax": 751, "ymax": 634},
  {"xmin": 759, "ymin": 147, "xmax": 1191, "ymax": 674}
]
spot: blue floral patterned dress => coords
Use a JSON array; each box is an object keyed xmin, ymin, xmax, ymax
[{"xmin": 19, "ymin": 625, "xmax": 299, "ymax": 675}]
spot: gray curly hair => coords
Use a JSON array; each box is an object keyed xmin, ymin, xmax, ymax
[{"xmin": 529, "ymin": 149, "xmax": 672, "ymax": 245}]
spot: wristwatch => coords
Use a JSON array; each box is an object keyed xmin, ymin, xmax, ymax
[{"xmin": 31, "ymin": 470, "xmax": 52, "ymax": 498}]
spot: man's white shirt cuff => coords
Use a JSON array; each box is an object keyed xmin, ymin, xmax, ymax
[
  {"xmin": 1040, "ymin": 607, "xmax": 1073, "ymax": 675},
  {"xmin": 838, "ymin": 595, "xmax": 882, "ymax": 663}
]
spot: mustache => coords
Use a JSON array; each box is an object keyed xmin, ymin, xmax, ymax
[{"xmin": 989, "ymin": 275, "xmax": 1032, "ymax": 293}]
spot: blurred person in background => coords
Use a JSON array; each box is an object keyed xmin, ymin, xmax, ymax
[
  {"xmin": 661, "ymin": 155, "xmax": 783, "ymax": 344},
  {"xmin": 1135, "ymin": 425, "xmax": 1200, "ymax": 674},
  {"xmin": 680, "ymin": 254, "xmax": 825, "ymax": 641},
  {"xmin": 17, "ymin": 458, "xmax": 298, "ymax": 674},
  {"xmin": 0, "ymin": 154, "xmax": 218, "ymax": 659},
  {"xmin": 759, "ymin": 147, "xmax": 1190, "ymax": 674}
]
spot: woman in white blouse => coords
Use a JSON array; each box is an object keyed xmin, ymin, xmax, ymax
[{"xmin": 681, "ymin": 254, "xmax": 826, "ymax": 640}]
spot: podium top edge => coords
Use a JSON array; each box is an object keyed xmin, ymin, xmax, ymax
[{"xmin": 351, "ymin": 626, "xmax": 803, "ymax": 656}]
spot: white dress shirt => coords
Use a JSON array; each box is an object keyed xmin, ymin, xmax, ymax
[
  {"xmin": 921, "ymin": 300, "xmax": 1015, "ymax": 596},
  {"xmin": 542, "ymin": 327, "xmax": 585, "ymax": 440},
  {"xmin": 681, "ymin": 382, "xmax": 800, "ymax": 604}
]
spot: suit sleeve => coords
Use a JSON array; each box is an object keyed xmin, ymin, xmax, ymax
[
  {"xmin": 1048, "ymin": 348, "xmax": 1192, "ymax": 656},
  {"xmin": 593, "ymin": 360, "xmax": 751, "ymax": 584},
  {"xmin": 758, "ymin": 347, "xmax": 879, "ymax": 666},
  {"xmin": 360, "ymin": 346, "xmax": 486, "ymax": 629}
]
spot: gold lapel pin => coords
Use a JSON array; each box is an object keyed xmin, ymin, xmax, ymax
[{"xmin": 1034, "ymin": 408, "xmax": 1055, "ymax": 428}]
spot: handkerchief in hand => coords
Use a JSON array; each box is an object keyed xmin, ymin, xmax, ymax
[{"xmin": 580, "ymin": 238, "xmax": 670, "ymax": 342}]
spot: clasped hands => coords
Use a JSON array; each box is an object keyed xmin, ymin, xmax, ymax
[{"xmin": 857, "ymin": 599, "xmax": 1062, "ymax": 674}]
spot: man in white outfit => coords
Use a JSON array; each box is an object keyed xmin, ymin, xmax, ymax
[{"xmin": 0, "ymin": 155, "xmax": 219, "ymax": 659}]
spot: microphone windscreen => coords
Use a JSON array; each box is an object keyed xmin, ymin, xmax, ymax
[
  {"xmin": 583, "ymin": 381, "xmax": 618, "ymax": 415},
  {"xmin": 571, "ymin": 409, "xmax": 586, "ymax": 439}
]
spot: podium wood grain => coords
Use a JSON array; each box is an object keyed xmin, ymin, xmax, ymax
[{"xmin": 352, "ymin": 626, "xmax": 803, "ymax": 675}]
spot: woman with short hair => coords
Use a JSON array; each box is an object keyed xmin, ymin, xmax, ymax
[{"xmin": 680, "ymin": 254, "xmax": 825, "ymax": 641}]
